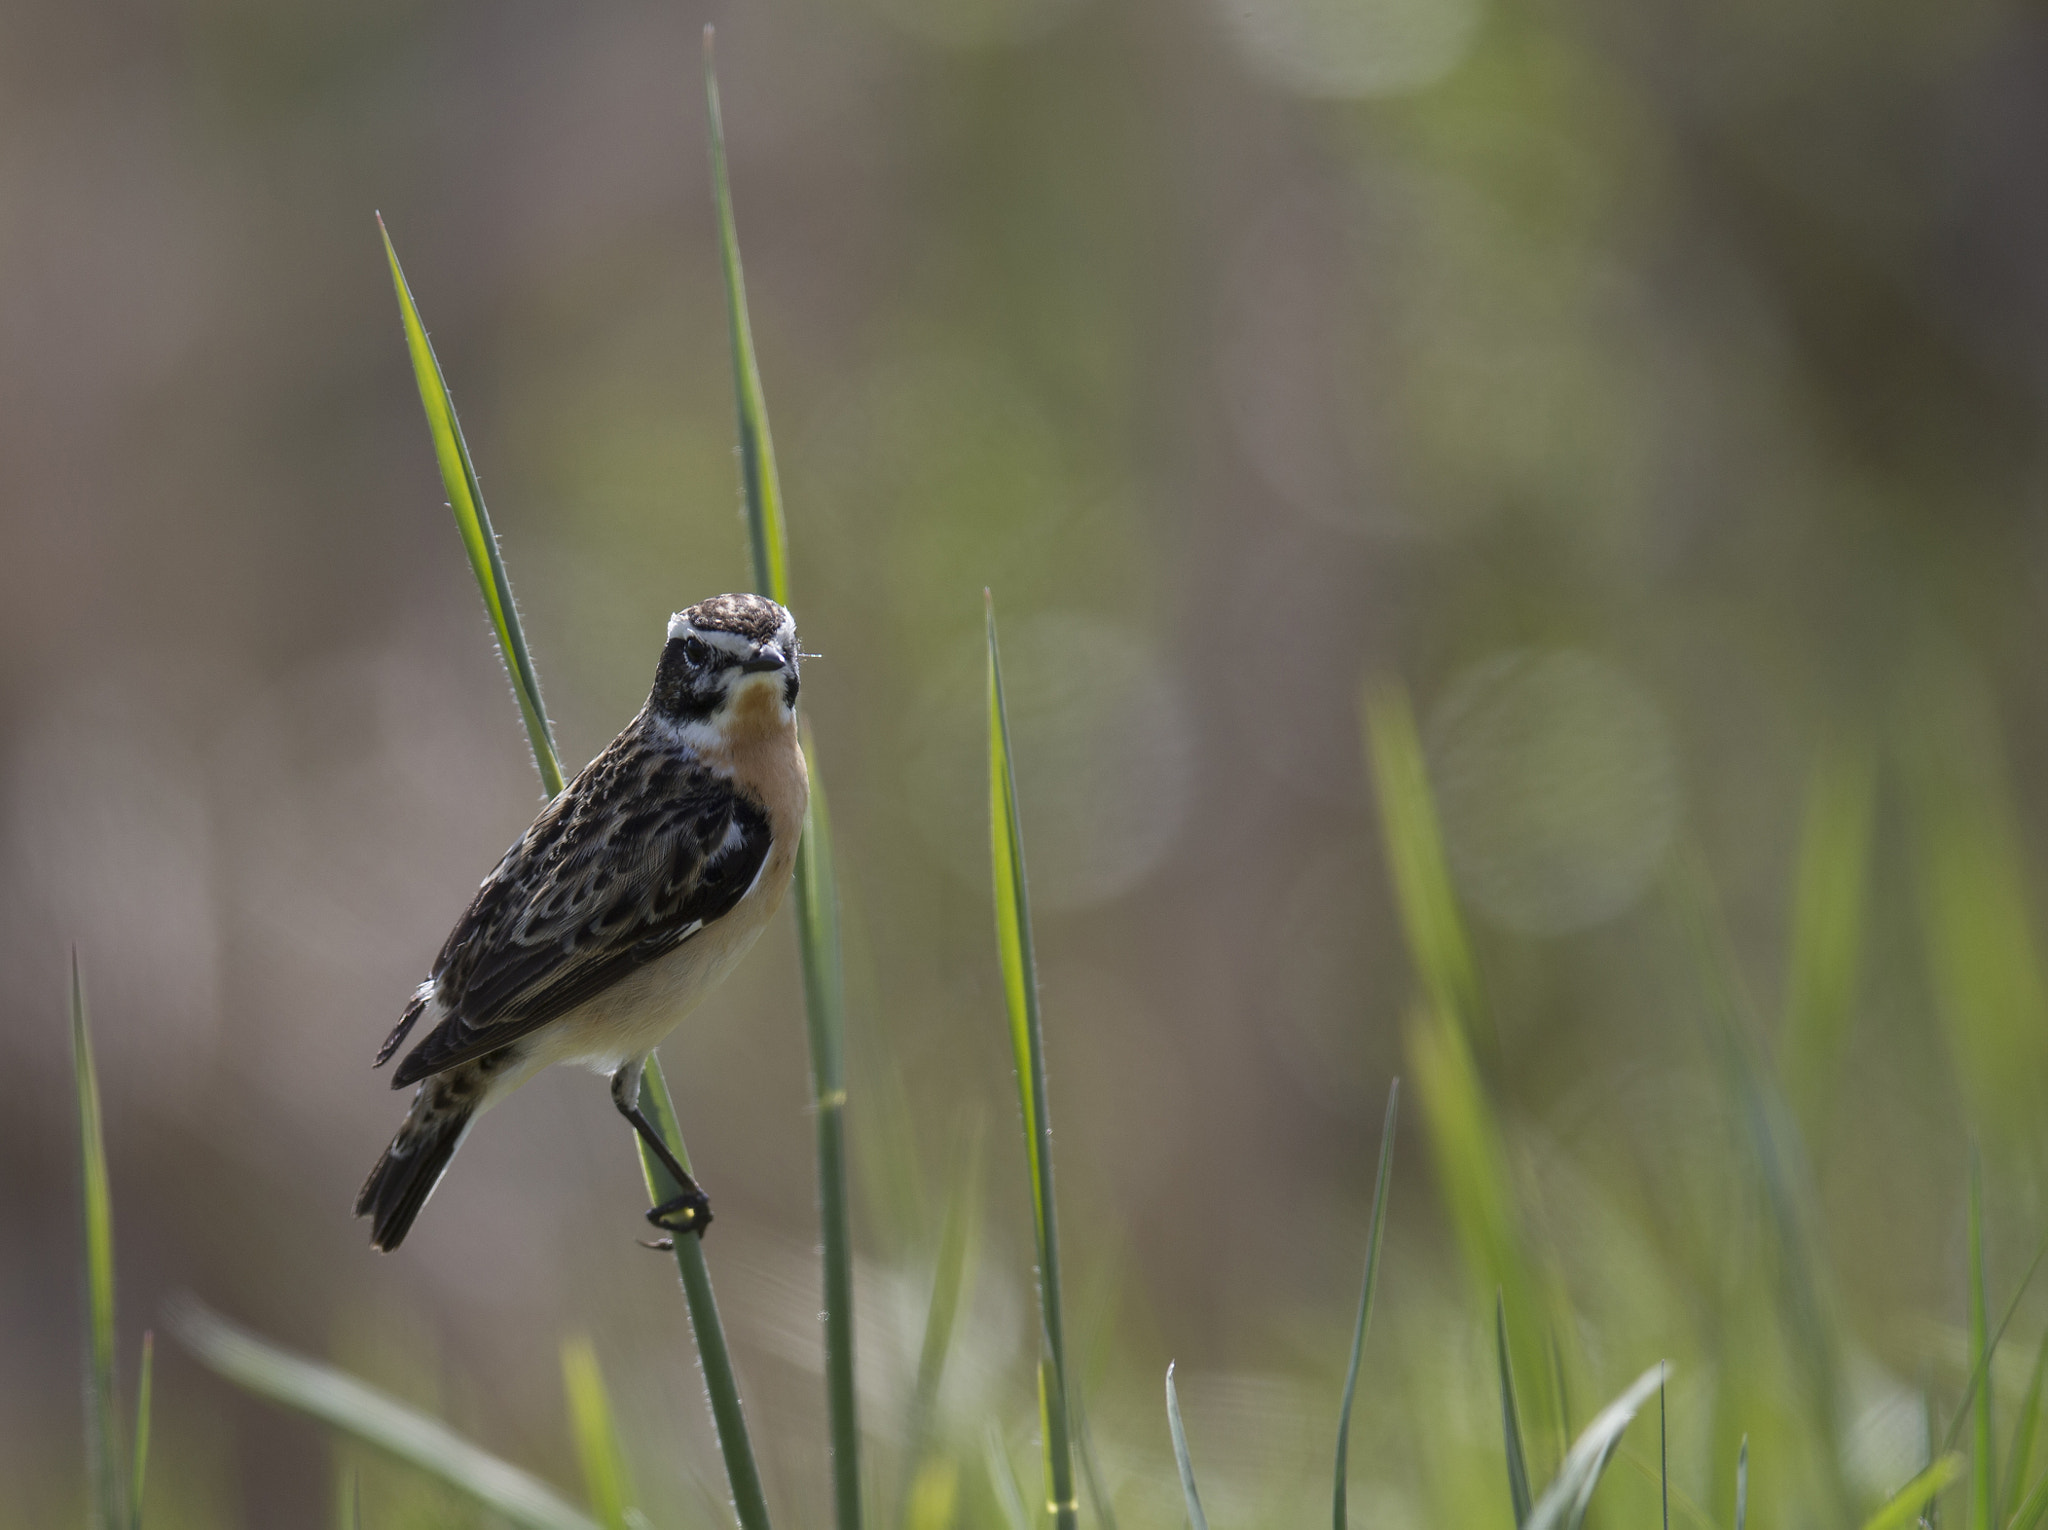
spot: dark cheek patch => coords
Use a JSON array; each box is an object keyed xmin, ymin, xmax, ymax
[{"xmin": 784, "ymin": 671, "xmax": 800, "ymax": 707}]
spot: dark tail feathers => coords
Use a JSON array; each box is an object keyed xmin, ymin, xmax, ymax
[{"xmin": 354, "ymin": 1095, "xmax": 474, "ymax": 1252}]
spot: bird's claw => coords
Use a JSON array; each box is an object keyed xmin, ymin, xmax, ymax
[
  {"xmin": 639, "ymin": 1235, "xmax": 676, "ymax": 1252},
  {"xmin": 646, "ymin": 1189, "xmax": 713, "ymax": 1239}
]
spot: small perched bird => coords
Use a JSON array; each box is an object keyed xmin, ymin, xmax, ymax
[{"xmin": 356, "ymin": 592, "xmax": 807, "ymax": 1253}]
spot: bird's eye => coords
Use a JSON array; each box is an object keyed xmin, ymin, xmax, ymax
[{"xmin": 682, "ymin": 635, "xmax": 711, "ymax": 666}]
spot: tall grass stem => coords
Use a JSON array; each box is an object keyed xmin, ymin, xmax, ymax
[{"xmin": 701, "ymin": 32, "xmax": 861, "ymax": 1529}]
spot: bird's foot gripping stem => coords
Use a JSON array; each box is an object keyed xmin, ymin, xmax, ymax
[{"xmin": 612, "ymin": 1064, "xmax": 714, "ymax": 1248}]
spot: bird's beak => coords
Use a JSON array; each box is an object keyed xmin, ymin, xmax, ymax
[{"xmin": 739, "ymin": 643, "xmax": 788, "ymax": 674}]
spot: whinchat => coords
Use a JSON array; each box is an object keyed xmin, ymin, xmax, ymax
[{"xmin": 356, "ymin": 592, "xmax": 807, "ymax": 1252}]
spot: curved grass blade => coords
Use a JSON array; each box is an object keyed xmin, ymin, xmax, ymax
[
  {"xmin": 1861, "ymin": 1456, "xmax": 1964, "ymax": 1530},
  {"xmin": 562, "ymin": 1337, "xmax": 634, "ymax": 1530},
  {"xmin": 2010, "ymin": 1465, "xmax": 2048, "ymax": 1530},
  {"xmin": 1165, "ymin": 1366, "xmax": 1212, "ymax": 1530},
  {"xmin": 1525, "ymin": 1362, "xmax": 1667, "ymax": 1530},
  {"xmin": 1973, "ymin": 1148, "xmax": 1997, "ymax": 1530},
  {"xmin": 377, "ymin": 215, "xmax": 561, "ymax": 800},
  {"xmin": 1333, "ymin": 1079, "xmax": 1399, "ymax": 1530},
  {"xmin": 631, "ymin": 1065, "xmax": 774, "ymax": 1530},
  {"xmin": 129, "ymin": 1330, "xmax": 153, "ymax": 1530},
  {"xmin": 73, "ymin": 954, "xmax": 127, "ymax": 1530},
  {"xmin": 2003, "ymin": 1329, "xmax": 2048, "ymax": 1518},
  {"xmin": 987, "ymin": 593, "xmax": 1077, "ymax": 1530},
  {"xmin": 702, "ymin": 34, "xmax": 860, "ymax": 1530},
  {"xmin": 172, "ymin": 1300, "xmax": 598, "ymax": 1530},
  {"xmin": 1498, "ymin": 1295, "xmax": 1534, "ymax": 1528}
]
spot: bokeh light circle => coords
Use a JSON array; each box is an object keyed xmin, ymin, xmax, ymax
[{"xmin": 1425, "ymin": 648, "xmax": 1678, "ymax": 935}]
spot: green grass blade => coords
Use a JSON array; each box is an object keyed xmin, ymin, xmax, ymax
[
  {"xmin": 72, "ymin": 953, "xmax": 126, "ymax": 1530},
  {"xmin": 1333, "ymin": 1078, "xmax": 1399, "ymax": 1530},
  {"xmin": 701, "ymin": 35, "xmax": 860, "ymax": 1529},
  {"xmin": 2010, "ymin": 1466, "xmax": 2048, "ymax": 1530},
  {"xmin": 898, "ymin": 1127, "xmax": 982, "ymax": 1530},
  {"xmin": 1525, "ymin": 1362, "xmax": 1668, "ymax": 1530},
  {"xmin": 1498, "ymin": 1294, "xmax": 1534, "ymax": 1528},
  {"xmin": 377, "ymin": 215, "xmax": 562, "ymax": 798},
  {"xmin": 1779, "ymin": 740, "xmax": 1876, "ymax": 1128},
  {"xmin": 631, "ymin": 1062, "xmax": 774, "ymax": 1530},
  {"xmin": 1361, "ymin": 681, "xmax": 1485, "ymax": 1046},
  {"xmin": 129, "ymin": 1330, "xmax": 152, "ymax": 1530},
  {"xmin": 561, "ymin": 1337, "xmax": 634, "ymax": 1530},
  {"xmin": 1861, "ymin": 1456, "xmax": 1965, "ymax": 1530},
  {"xmin": 986, "ymin": 592, "xmax": 1077, "ymax": 1530},
  {"xmin": 172, "ymin": 1300, "xmax": 597, "ymax": 1530},
  {"xmin": 1164, "ymin": 1366, "xmax": 1212, "ymax": 1530},
  {"xmin": 1675, "ymin": 857, "xmax": 1850, "ymax": 1516},
  {"xmin": 2003, "ymin": 1329, "xmax": 2048, "ymax": 1517},
  {"xmin": 1364, "ymin": 683, "xmax": 1557, "ymax": 1454},
  {"xmin": 703, "ymin": 26, "xmax": 789, "ymax": 609},
  {"xmin": 1943, "ymin": 1226, "xmax": 2048, "ymax": 1457},
  {"xmin": 1735, "ymin": 1437, "xmax": 1747, "ymax": 1530},
  {"xmin": 1973, "ymin": 1148, "xmax": 1997, "ymax": 1530},
  {"xmin": 1659, "ymin": 1378, "xmax": 1669, "ymax": 1530},
  {"xmin": 792, "ymin": 742, "xmax": 860, "ymax": 1530}
]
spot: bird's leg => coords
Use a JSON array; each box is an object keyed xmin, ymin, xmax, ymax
[{"xmin": 609, "ymin": 1065, "xmax": 713, "ymax": 1242}]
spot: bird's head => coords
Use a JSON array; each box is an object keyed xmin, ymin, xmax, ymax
[{"xmin": 650, "ymin": 593, "xmax": 800, "ymax": 731}]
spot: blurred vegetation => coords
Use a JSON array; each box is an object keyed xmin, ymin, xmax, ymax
[{"xmin": 14, "ymin": 0, "xmax": 2048, "ymax": 1524}]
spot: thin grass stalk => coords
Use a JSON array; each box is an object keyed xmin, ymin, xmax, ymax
[
  {"xmin": 174, "ymin": 1301, "xmax": 597, "ymax": 1530},
  {"xmin": 701, "ymin": 33, "xmax": 861, "ymax": 1530},
  {"xmin": 1942, "ymin": 1226, "xmax": 2048, "ymax": 1457},
  {"xmin": 986, "ymin": 593, "xmax": 1077, "ymax": 1530},
  {"xmin": 1333, "ymin": 1078, "xmax": 1399, "ymax": 1530},
  {"xmin": 632, "ymin": 1068, "xmax": 774, "ymax": 1530},
  {"xmin": 1972, "ymin": 1149, "xmax": 1997, "ymax": 1530},
  {"xmin": 72, "ymin": 954, "xmax": 126, "ymax": 1530},
  {"xmin": 379, "ymin": 223, "xmax": 769, "ymax": 1528},
  {"xmin": 1498, "ymin": 1295, "xmax": 1535, "ymax": 1528},
  {"xmin": 130, "ymin": 1331, "xmax": 153, "ymax": 1530},
  {"xmin": 1164, "ymin": 1366, "xmax": 1211, "ymax": 1530},
  {"xmin": 2002, "ymin": 1330, "xmax": 2048, "ymax": 1516},
  {"xmin": 1659, "ymin": 1380, "xmax": 1669, "ymax": 1530}
]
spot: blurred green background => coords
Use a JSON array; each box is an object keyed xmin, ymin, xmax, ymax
[{"xmin": 8, "ymin": 0, "xmax": 2048, "ymax": 1523}]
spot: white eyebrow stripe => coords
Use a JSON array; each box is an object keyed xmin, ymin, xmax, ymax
[{"xmin": 665, "ymin": 613, "xmax": 758, "ymax": 655}]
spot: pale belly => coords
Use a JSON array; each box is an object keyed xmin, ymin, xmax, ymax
[{"xmin": 478, "ymin": 880, "xmax": 787, "ymax": 1106}]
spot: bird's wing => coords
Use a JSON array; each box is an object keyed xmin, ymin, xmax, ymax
[{"xmin": 388, "ymin": 734, "xmax": 773, "ymax": 1087}]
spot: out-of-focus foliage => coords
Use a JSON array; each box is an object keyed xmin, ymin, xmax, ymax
[{"xmin": 15, "ymin": 0, "xmax": 2048, "ymax": 1522}]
